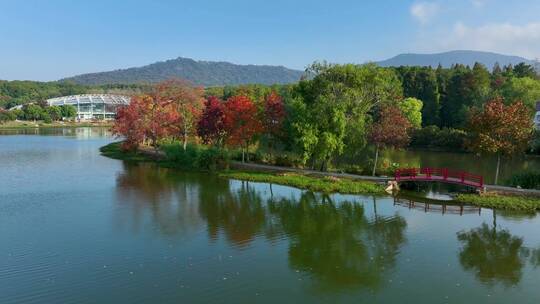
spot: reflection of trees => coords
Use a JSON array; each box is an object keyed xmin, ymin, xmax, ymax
[
  {"xmin": 115, "ymin": 162, "xmax": 204, "ymax": 236},
  {"xmin": 198, "ymin": 181, "xmax": 267, "ymax": 248},
  {"xmin": 457, "ymin": 223, "xmax": 525, "ymax": 286},
  {"xmin": 268, "ymin": 192, "xmax": 407, "ymax": 292}
]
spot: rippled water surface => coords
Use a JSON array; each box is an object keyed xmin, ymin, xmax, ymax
[{"xmin": 1, "ymin": 128, "xmax": 540, "ymax": 303}]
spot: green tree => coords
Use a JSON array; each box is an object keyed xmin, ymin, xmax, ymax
[
  {"xmin": 398, "ymin": 97, "xmax": 423, "ymax": 129},
  {"xmin": 41, "ymin": 111, "xmax": 52, "ymax": 123},
  {"xmin": 471, "ymin": 62, "xmax": 491, "ymax": 107},
  {"xmin": 59, "ymin": 105, "xmax": 77, "ymax": 119},
  {"xmin": 396, "ymin": 67, "xmax": 440, "ymax": 126},
  {"xmin": 23, "ymin": 104, "xmax": 44, "ymax": 121},
  {"xmin": 46, "ymin": 106, "xmax": 62, "ymax": 121},
  {"xmin": 293, "ymin": 62, "xmax": 402, "ymax": 169},
  {"xmin": 0, "ymin": 110, "xmax": 16, "ymax": 123},
  {"xmin": 502, "ymin": 77, "xmax": 540, "ymax": 110},
  {"xmin": 441, "ymin": 65, "xmax": 471, "ymax": 128},
  {"xmin": 513, "ymin": 62, "xmax": 536, "ymax": 78}
]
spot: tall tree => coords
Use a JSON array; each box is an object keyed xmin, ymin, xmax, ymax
[
  {"xmin": 197, "ymin": 96, "xmax": 226, "ymax": 146},
  {"xmin": 501, "ymin": 77, "xmax": 540, "ymax": 111},
  {"xmin": 154, "ymin": 79, "xmax": 205, "ymax": 150},
  {"xmin": 261, "ymin": 91, "xmax": 286, "ymax": 157},
  {"xmin": 467, "ymin": 98, "xmax": 533, "ymax": 184},
  {"xmin": 513, "ymin": 62, "xmax": 536, "ymax": 78},
  {"xmin": 113, "ymin": 94, "xmax": 178, "ymax": 149},
  {"xmin": 293, "ymin": 63, "xmax": 402, "ymax": 169},
  {"xmin": 368, "ymin": 105, "xmax": 411, "ymax": 176},
  {"xmin": 398, "ymin": 97, "xmax": 423, "ymax": 129},
  {"xmin": 223, "ymin": 95, "xmax": 263, "ymax": 162}
]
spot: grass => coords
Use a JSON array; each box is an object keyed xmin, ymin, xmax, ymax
[
  {"xmin": 0, "ymin": 120, "xmax": 112, "ymax": 129},
  {"xmin": 455, "ymin": 193, "xmax": 540, "ymax": 212},
  {"xmin": 99, "ymin": 142, "xmax": 151, "ymax": 162},
  {"xmin": 219, "ymin": 171, "xmax": 385, "ymax": 195}
]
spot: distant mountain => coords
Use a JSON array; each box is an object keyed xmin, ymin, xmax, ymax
[
  {"xmin": 377, "ymin": 50, "xmax": 534, "ymax": 69},
  {"xmin": 61, "ymin": 57, "xmax": 304, "ymax": 86}
]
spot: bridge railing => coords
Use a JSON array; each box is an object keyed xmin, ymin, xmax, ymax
[{"xmin": 395, "ymin": 167, "xmax": 483, "ymax": 188}]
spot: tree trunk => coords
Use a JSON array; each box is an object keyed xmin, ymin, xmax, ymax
[
  {"xmin": 372, "ymin": 145, "xmax": 380, "ymax": 176},
  {"xmin": 242, "ymin": 147, "xmax": 245, "ymax": 163},
  {"xmin": 183, "ymin": 132, "xmax": 187, "ymax": 151},
  {"xmin": 494, "ymin": 154, "xmax": 501, "ymax": 185}
]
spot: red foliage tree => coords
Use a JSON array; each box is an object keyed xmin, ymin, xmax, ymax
[
  {"xmin": 154, "ymin": 79, "xmax": 205, "ymax": 150},
  {"xmin": 467, "ymin": 98, "xmax": 533, "ymax": 184},
  {"xmin": 198, "ymin": 96, "xmax": 226, "ymax": 145},
  {"xmin": 113, "ymin": 94, "xmax": 178, "ymax": 150},
  {"xmin": 368, "ymin": 105, "xmax": 412, "ymax": 176},
  {"xmin": 223, "ymin": 95, "xmax": 263, "ymax": 162},
  {"xmin": 263, "ymin": 92, "xmax": 286, "ymax": 136}
]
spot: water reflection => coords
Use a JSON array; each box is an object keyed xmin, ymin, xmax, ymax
[
  {"xmin": 268, "ymin": 193, "xmax": 407, "ymax": 292},
  {"xmin": 113, "ymin": 162, "xmax": 540, "ymax": 294},
  {"xmin": 114, "ymin": 164, "xmax": 408, "ymax": 291},
  {"xmin": 199, "ymin": 180, "xmax": 267, "ymax": 247},
  {"xmin": 0, "ymin": 127, "xmax": 112, "ymax": 138},
  {"xmin": 115, "ymin": 162, "xmax": 205, "ymax": 236},
  {"xmin": 457, "ymin": 223, "xmax": 524, "ymax": 286}
]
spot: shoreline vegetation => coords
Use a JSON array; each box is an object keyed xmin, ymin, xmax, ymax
[
  {"xmin": 101, "ymin": 141, "xmax": 540, "ymax": 211},
  {"xmin": 0, "ymin": 120, "xmax": 113, "ymax": 129},
  {"xmin": 99, "ymin": 142, "xmax": 386, "ymax": 195}
]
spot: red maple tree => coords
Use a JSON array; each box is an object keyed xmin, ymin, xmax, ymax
[
  {"xmin": 113, "ymin": 94, "xmax": 178, "ymax": 150},
  {"xmin": 467, "ymin": 98, "xmax": 533, "ymax": 184},
  {"xmin": 197, "ymin": 96, "xmax": 226, "ymax": 145},
  {"xmin": 368, "ymin": 105, "xmax": 412, "ymax": 176},
  {"xmin": 223, "ymin": 95, "xmax": 263, "ymax": 162},
  {"xmin": 154, "ymin": 79, "xmax": 205, "ymax": 150},
  {"xmin": 263, "ymin": 92, "xmax": 286, "ymax": 137}
]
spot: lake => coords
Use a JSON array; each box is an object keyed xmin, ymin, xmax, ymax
[{"xmin": 1, "ymin": 128, "xmax": 540, "ymax": 303}]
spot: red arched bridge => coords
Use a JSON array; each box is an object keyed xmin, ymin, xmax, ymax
[{"xmin": 395, "ymin": 168, "xmax": 484, "ymax": 189}]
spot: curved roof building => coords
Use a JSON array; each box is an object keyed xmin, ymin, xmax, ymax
[{"xmin": 47, "ymin": 94, "xmax": 130, "ymax": 120}]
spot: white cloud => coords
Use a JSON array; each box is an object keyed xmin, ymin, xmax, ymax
[
  {"xmin": 410, "ymin": 2, "xmax": 440, "ymax": 24},
  {"xmin": 432, "ymin": 22, "xmax": 540, "ymax": 59}
]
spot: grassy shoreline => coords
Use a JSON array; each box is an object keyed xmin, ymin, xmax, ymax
[
  {"xmin": 100, "ymin": 142, "xmax": 540, "ymax": 211},
  {"xmin": 455, "ymin": 193, "xmax": 540, "ymax": 212},
  {"xmin": 219, "ymin": 171, "xmax": 385, "ymax": 195},
  {"xmin": 100, "ymin": 142, "xmax": 385, "ymax": 195},
  {"xmin": 0, "ymin": 120, "xmax": 113, "ymax": 129}
]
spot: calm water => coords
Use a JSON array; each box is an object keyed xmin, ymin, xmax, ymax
[
  {"xmin": 1, "ymin": 128, "xmax": 540, "ymax": 303},
  {"xmin": 383, "ymin": 149, "xmax": 540, "ymax": 185}
]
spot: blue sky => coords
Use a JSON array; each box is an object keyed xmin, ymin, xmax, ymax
[{"xmin": 1, "ymin": 0, "xmax": 540, "ymax": 81}]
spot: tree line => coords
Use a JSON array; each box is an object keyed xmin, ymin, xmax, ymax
[{"xmin": 113, "ymin": 62, "xmax": 534, "ymax": 182}]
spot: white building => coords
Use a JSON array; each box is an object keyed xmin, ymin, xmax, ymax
[{"xmin": 46, "ymin": 94, "xmax": 130, "ymax": 120}]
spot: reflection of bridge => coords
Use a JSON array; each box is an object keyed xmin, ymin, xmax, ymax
[
  {"xmin": 395, "ymin": 168, "xmax": 484, "ymax": 189},
  {"xmin": 393, "ymin": 197, "xmax": 481, "ymax": 215}
]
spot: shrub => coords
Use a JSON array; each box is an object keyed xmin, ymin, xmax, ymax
[
  {"xmin": 197, "ymin": 146, "xmax": 230, "ymax": 170},
  {"xmin": 41, "ymin": 112, "xmax": 52, "ymax": 124},
  {"xmin": 161, "ymin": 142, "xmax": 230, "ymax": 170},
  {"xmin": 507, "ymin": 171, "xmax": 540, "ymax": 190},
  {"xmin": 0, "ymin": 110, "xmax": 16, "ymax": 123}
]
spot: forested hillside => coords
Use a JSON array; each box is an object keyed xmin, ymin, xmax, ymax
[
  {"xmin": 60, "ymin": 57, "xmax": 304, "ymax": 86},
  {"xmin": 378, "ymin": 50, "xmax": 536, "ymax": 70}
]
